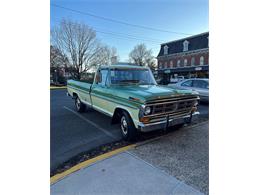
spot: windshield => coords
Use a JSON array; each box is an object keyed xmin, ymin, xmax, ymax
[{"xmin": 110, "ymin": 68, "xmax": 157, "ymax": 85}]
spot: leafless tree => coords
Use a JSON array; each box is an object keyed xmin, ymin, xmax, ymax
[
  {"xmin": 129, "ymin": 43, "xmax": 156, "ymax": 70},
  {"xmin": 50, "ymin": 45, "xmax": 69, "ymax": 68},
  {"xmin": 92, "ymin": 46, "xmax": 119, "ymax": 66},
  {"xmin": 51, "ymin": 19, "xmax": 104, "ymax": 79}
]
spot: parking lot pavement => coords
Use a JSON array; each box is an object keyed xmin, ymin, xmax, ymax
[
  {"xmin": 50, "ymin": 89, "xmax": 122, "ymax": 171},
  {"xmin": 130, "ymin": 121, "xmax": 209, "ymax": 194},
  {"xmin": 198, "ymin": 103, "xmax": 209, "ymax": 118},
  {"xmin": 51, "ymin": 89, "xmax": 209, "ymax": 172}
]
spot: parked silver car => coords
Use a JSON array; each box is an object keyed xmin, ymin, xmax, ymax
[
  {"xmin": 170, "ymin": 76, "xmax": 184, "ymax": 84},
  {"xmin": 168, "ymin": 78, "xmax": 209, "ymax": 102}
]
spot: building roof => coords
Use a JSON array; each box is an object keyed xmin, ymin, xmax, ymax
[{"xmin": 157, "ymin": 32, "xmax": 209, "ymax": 57}]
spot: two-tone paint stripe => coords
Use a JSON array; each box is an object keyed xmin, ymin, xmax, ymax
[{"xmin": 68, "ymin": 84, "xmax": 142, "ymax": 109}]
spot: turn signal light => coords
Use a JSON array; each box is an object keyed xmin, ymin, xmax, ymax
[
  {"xmin": 140, "ymin": 117, "xmax": 150, "ymax": 123},
  {"xmin": 191, "ymin": 106, "xmax": 197, "ymax": 113}
]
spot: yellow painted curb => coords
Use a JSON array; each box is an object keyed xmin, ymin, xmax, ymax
[
  {"xmin": 50, "ymin": 144, "xmax": 136, "ymax": 185},
  {"xmin": 50, "ymin": 86, "xmax": 67, "ymax": 90}
]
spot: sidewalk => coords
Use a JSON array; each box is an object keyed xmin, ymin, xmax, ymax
[
  {"xmin": 51, "ymin": 121, "xmax": 208, "ymax": 195},
  {"xmin": 132, "ymin": 121, "xmax": 209, "ymax": 194}
]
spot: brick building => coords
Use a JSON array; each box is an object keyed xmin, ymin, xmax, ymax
[{"xmin": 157, "ymin": 32, "xmax": 209, "ymax": 81}]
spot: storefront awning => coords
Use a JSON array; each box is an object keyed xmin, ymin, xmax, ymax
[{"xmin": 158, "ymin": 65, "xmax": 209, "ymax": 74}]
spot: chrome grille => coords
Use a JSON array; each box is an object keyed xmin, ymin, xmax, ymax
[
  {"xmin": 145, "ymin": 95, "xmax": 198, "ymax": 116},
  {"xmin": 153, "ymin": 102, "xmax": 178, "ymax": 114}
]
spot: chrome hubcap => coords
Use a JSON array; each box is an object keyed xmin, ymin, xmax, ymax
[{"xmin": 121, "ymin": 116, "xmax": 128, "ymax": 135}]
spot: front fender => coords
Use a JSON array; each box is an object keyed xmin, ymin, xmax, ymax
[{"xmin": 112, "ymin": 105, "xmax": 140, "ymax": 129}]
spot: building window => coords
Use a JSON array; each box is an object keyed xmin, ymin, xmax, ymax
[
  {"xmin": 183, "ymin": 40, "xmax": 189, "ymax": 52},
  {"xmin": 164, "ymin": 45, "xmax": 169, "ymax": 55},
  {"xmin": 191, "ymin": 57, "xmax": 195, "ymax": 66},
  {"xmin": 164, "ymin": 61, "xmax": 167, "ymax": 69},
  {"xmin": 159, "ymin": 62, "xmax": 162, "ymax": 69},
  {"xmin": 170, "ymin": 61, "xmax": 173, "ymax": 68},
  {"xmin": 177, "ymin": 60, "xmax": 181, "ymax": 67},
  {"xmin": 184, "ymin": 59, "xmax": 188, "ymax": 66},
  {"xmin": 200, "ymin": 56, "xmax": 204, "ymax": 65}
]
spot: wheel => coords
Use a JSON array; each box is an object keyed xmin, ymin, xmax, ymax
[
  {"xmin": 172, "ymin": 123, "xmax": 185, "ymax": 130},
  {"xmin": 120, "ymin": 111, "xmax": 137, "ymax": 141},
  {"xmin": 75, "ymin": 96, "xmax": 86, "ymax": 112}
]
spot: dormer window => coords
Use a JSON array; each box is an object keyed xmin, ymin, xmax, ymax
[
  {"xmin": 164, "ymin": 45, "xmax": 169, "ymax": 55},
  {"xmin": 183, "ymin": 40, "xmax": 189, "ymax": 52}
]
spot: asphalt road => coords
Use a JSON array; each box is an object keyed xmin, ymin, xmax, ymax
[
  {"xmin": 50, "ymin": 89, "xmax": 122, "ymax": 171},
  {"xmin": 50, "ymin": 89, "xmax": 208, "ymax": 171}
]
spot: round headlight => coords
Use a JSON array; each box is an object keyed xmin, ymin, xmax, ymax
[{"xmin": 144, "ymin": 106, "xmax": 151, "ymax": 115}]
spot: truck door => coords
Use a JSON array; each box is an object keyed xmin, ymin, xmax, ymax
[{"xmin": 90, "ymin": 68, "xmax": 113, "ymax": 116}]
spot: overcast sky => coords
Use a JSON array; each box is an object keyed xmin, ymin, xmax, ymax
[{"xmin": 51, "ymin": 0, "xmax": 209, "ymax": 62}]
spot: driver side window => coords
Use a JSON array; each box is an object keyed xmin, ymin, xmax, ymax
[{"xmin": 96, "ymin": 69, "xmax": 109, "ymax": 87}]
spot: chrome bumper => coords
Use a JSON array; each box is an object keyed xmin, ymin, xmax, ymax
[{"xmin": 138, "ymin": 112, "xmax": 200, "ymax": 132}]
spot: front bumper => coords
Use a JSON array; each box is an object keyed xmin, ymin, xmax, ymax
[{"xmin": 138, "ymin": 111, "xmax": 200, "ymax": 132}]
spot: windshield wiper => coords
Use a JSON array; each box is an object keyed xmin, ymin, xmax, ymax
[
  {"xmin": 118, "ymin": 80, "xmax": 140, "ymax": 83},
  {"xmin": 138, "ymin": 81, "xmax": 156, "ymax": 85}
]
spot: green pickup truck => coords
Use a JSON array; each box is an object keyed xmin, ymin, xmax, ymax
[{"xmin": 67, "ymin": 64, "xmax": 199, "ymax": 141}]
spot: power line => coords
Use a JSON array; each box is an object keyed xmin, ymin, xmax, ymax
[
  {"xmin": 94, "ymin": 27, "xmax": 166, "ymax": 42},
  {"xmin": 95, "ymin": 30, "xmax": 161, "ymax": 44},
  {"xmin": 51, "ymin": 3, "xmax": 193, "ymax": 35},
  {"xmin": 96, "ymin": 31, "xmax": 160, "ymax": 46},
  {"xmin": 52, "ymin": 18, "xmax": 162, "ymax": 45}
]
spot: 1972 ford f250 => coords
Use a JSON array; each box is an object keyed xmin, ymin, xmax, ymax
[{"xmin": 67, "ymin": 64, "xmax": 199, "ymax": 141}]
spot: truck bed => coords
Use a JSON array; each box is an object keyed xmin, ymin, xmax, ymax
[{"xmin": 67, "ymin": 80, "xmax": 92, "ymax": 106}]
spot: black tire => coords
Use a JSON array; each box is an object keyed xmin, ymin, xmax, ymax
[
  {"xmin": 172, "ymin": 123, "xmax": 185, "ymax": 130},
  {"xmin": 75, "ymin": 96, "xmax": 86, "ymax": 113},
  {"xmin": 120, "ymin": 111, "xmax": 137, "ymax": 141}
]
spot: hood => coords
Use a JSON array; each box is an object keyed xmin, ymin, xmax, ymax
[{"xmin": 112, "ymin": 85, "xmax": 196, "ymax": 103}]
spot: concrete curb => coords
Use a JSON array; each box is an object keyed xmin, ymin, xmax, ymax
[{"xmin": 50, "ymin": 144, "xmax": 136, "ymax": 185}]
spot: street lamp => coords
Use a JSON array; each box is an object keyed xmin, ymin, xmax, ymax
[{"xmin": 54, "ymin": 69, "xmax": 57, "ymax": 84}]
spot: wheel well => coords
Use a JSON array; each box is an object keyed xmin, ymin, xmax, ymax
[
  {"xmin": 72, "ymin": 93, "xmax": 78, "ymax": 99},
  {"xmin": 111, "ymin": 108, "xmax": 129, "ymax": 124}
]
